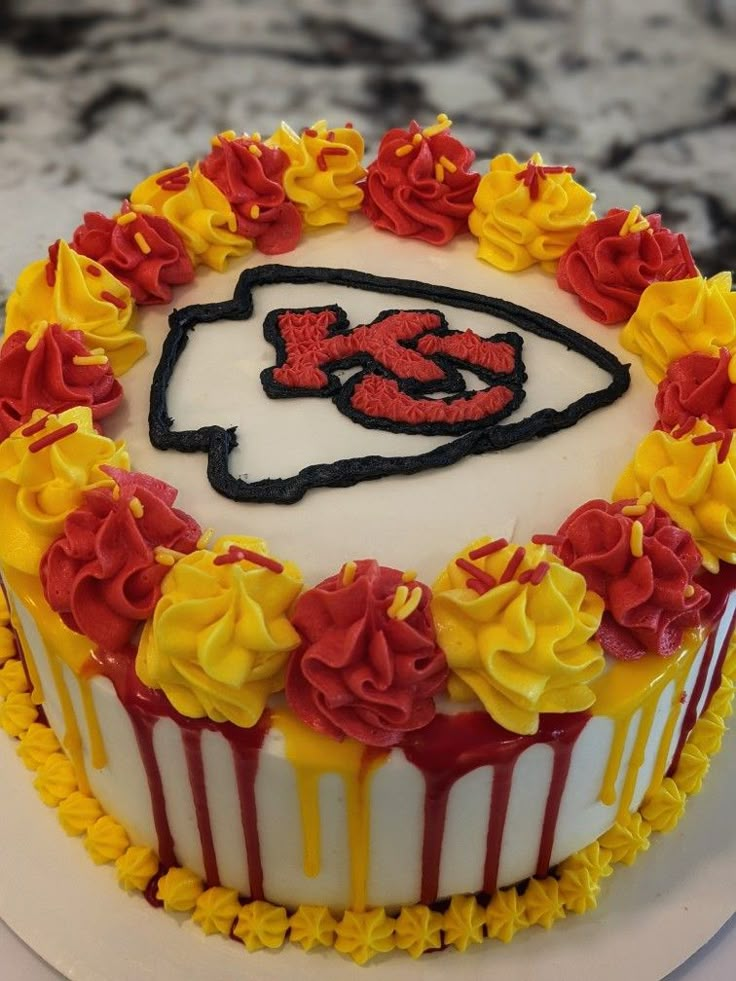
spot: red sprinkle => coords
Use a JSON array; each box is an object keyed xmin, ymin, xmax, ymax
[
  {"xmin": 29, "ymin": 423, "xmax": 78, "ymax": 454},
  {"xmin": 455, "ymin": 557, "xmax": 496, "ymax": 590},
  {"xmin": 158, "ymin": 179, "xmax": 190, "ymax": 192},
  {"xmin": 466, "ymin": 577, "xmax": 491, "ymax": 595},
  {"xmin": 530, "ymin": 561, "xmax": 550, "ymax": 585},
  {"xmin": 468, "ymin": 539, "xmax": 509, "ymax": 560},
  {"xmin": 156, "ymin": 166, "xmax": 189, "ymax": 186},
  {"xmin": 213, "ymin": 545, "xmax": 284, "ymax": 574},
  {"xmin": 100, "ymin": 290, "xmax": 127, "ymax": 310},
  {"xmin": 692, "ymin": 430, "xmax": 727, "ymax": 446},
  {"xmin": 499, "ymin": 546, "xmax": 526, "ymax": 584},
  {"xmin": 317, "ymin": 145, "xmax": 349, "ymax": 172},
  {"xmin": 345, "ymin": 121, "xmax": 354, "ymax": 129},
  {"xmin": 86, "ymin": 264, "xmax": 102, "ymax": 277},
  {"xmin": 303, "ymin": 128, "xmax": 318, "ymax": 138},
  {"xmin": 45, "ymin": 240, "xmax": 61, "ymax": 287},
  {"xmin": 515, "ymin": 161, "xmax": 576, "ymax": 200},
  {"xmin": 672, "ymin": 415, "xmax": 697, "ymax": 439},
  {"xmin": 718, "ymin": 429, "xmax": 733, "ymax": 463},
  {"xmin": 531, "ymin": 533, "xmax": 563, "ymax": 547},
  {"xmin": 21, "ymin": 413, "xmax": 51, "ymax": 437}
]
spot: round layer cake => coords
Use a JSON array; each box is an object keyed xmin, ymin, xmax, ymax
[{"xmin": 1, "ymin": 116, "xmax": 735, "ymax": 959}]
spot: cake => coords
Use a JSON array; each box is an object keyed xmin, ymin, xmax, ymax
[{"xmin": 1, "ymin": 114, "xmax": 735, "ymax": 964}]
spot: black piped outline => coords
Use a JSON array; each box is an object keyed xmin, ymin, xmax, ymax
[
  {"xmin": 260, "ymin": 304, "xmax": 527, "ymax": 436},
  {"xmin": 149, "ymin": 264, "xmax": 631, "ymax": 505}
]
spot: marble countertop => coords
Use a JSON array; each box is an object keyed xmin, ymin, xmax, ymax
[{"xmin": 1, "ymin": 1, "xmax": 735, "ymax": 977}]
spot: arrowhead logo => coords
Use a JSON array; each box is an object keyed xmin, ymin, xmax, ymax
[{"xmin": 150, "ymin": 265, "xmax": 630, "ymax": 504}]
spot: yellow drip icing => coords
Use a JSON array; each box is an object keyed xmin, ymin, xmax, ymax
[
  {"xmin": 271, "ymin": 709, "xmax": 388, "ymax": 911},
  {"xmin": 592, "ymin": 631, "xmax": 702, "ymax": 811},
  {"xmin": 47, "ymin": 651, "xmax": 90, "ymax": 794}
]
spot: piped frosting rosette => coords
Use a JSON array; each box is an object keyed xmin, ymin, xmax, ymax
[
  {"xmin": 4, "ymin": 240, "xmax": 143, "ymax": 376},
  {"xmin": 361, "ymin": 113, "xmax": 480, "ymax": 246},
  {"xmin": 0, "ymin": 407, "xmax": 129, "ymax": 575},
  {"xmin": 135, "ymin": 536, "xmax": 303, "ymax": 727},
  {"xmin": 40, "ymin": 468, "xmax": 202, "ymax": 651},
  {"xmin": 130, "ymin": 163, "xmax": 252, "ymax": 271},
  {"xmin": 285, "ymin": 559, "xmax": 448, "ymax": 747},
  {"xmin": 556, "ymin": 207, "xmax": 697, "ymax": 325},
  {"xmin": 620, "ymin": 271, "xmax": 736, "ymax": 384},
  {"xmin": 272, "ymin": 120, "xmax": 366, "ymax": 227},
  {"xmin": 469, "ymin": 152, "xmax": 595, "ymax": 273},
  {"xmin": 547, "ymin": 498, "xmax": 710, "ymax": 660},
  {"xmin": 431, "ymin": 538, "xmax": 604, "ymax": 735},
  {"xmin": 614, "ymin": 420, "xmax": 736, "ymax": 573},
  {"xmin": 0, "ymin": 324, "xmax": 122, "ymax": 442},
  {"xmin": 655, "ymin": 348, "xmax": 736, "ymax": 434}
]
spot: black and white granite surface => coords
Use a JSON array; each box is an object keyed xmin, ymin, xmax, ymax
[{"xmin": 1, "ymin": 0, "xmax": 735, "ymax": 307}]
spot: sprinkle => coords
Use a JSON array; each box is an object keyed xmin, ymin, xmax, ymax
[
  {"xmin": 621, "ymin": 503, "xmax": 647, "ymax": 517},
  {"xmin": 345, "ymin": 121, "xmax": 354, "ymax": 129},
  {"xmin": 684, "ymin": 584, "xmax": 695, "ymax": 598},
  {"xmin": 637, "ymin": 491, "xmax": 654, "ymax": 507},
  {"xmin": 250, "ymin": 132, "xmax": 262, "ymax": 143},
  {"xmin": 672, "ymin": 416, "xmax": 697, "ymax": 439},
  {"xmin": 211, "ymin": 129, "xmax": 237, "ymax": 147},
  {"xmin": 158, "ymin": 179, "xmax": 189, "ymax": 192},
  {"xmin": 213, "ymin": 545, "xmax": 284, "ymax": 574},
  {"xmin": 438, "ymin": 155, "xmax": 457, "ymax": 174},
  {"xmin": 718, "ymin": 429, "xmax": 733, "ymax": 463},
  {"xmin": 394, "ymin": 143, "xmax": 414, "ymax": 157},
  {"xmin": 100, "ymin": 290, "xmax": 127, "ymax": 310},
  {"xmin": 196, "ymin": 528, "xmax": 214, "ymax": 550},
  {"xmin": 134, "ymin": 232, "xmax": 151, "ymax": 255},
  {"xmin": 515, "ymin": 161, "xmax": 576, "ymax": 201},
  {"xmin": 630, "ymin": 520, "xmax": 644, "ymax": 558},
  {"xmin": 29, "ymin": 423, "xmax": 78, "ymax": 454},
  {"xmin": 22, "ymin": 414, "xmax": 51, "ymax": 437},
  {"xmin": 692, "ymin": 429, "xmax": 732, "ymax": 462},
  {"xmin": 153, "ymin": 548, "xmax": 177, "ymax": 567},
  {"xmin": 116, "ymin": 211, "xmax": 137, "ymax": 226},
  {"xmin": 249, "ymin": 205, "xmax": 260, "ymax": 220},
  {"xmin": 434, "ymin": 163, "xmax": 445, "ymax": 183},
  {"xmin": 466, "ymin": 578, "xmax": 489, "ymax": 595},
  {"xmin": 131, "ymin": 203, "xmax": 155, "ymax": 216},
  {"xmin": 326, "ymin": 130, "xmax": 335, "ymax": 142},
  {"xmin": 499, "ymin": 546, "xmax": 526, "ymax": 584},
  {"xmin": 412, "ymin": 132, "xmax": 423, "ymax": 145},
  {"xmin": 73, "ymin": 354, "xmax": 108, "ymax": 367},
  {"xmin": 469, "ymin": 539, "xmax": 508, "ymax": 560},
  {"xmin": 422, "ymin": 112, "xmax": 452, "ymax": 138},
  {"xmin": 248, "ymin": 143, "xmax": 262, "ymax": 157},
  {"xmin": 316, "ymin": 145, "xmax": 349, "ymax": 172},
  {"xmin": 128, "ymin": 497, "xmax": 144, "ymax": 519},
  {"xmin": 619, "ymin": 206, "xmax": 650, "ymax": 237},
  {"xmin": 393, "ymin": 586, "xmax": 423, "ymax": 621},
  {"xmin": 86, "ymin": 264, "xmax": 102, "ymax": 277},
  {"xmin": 112, "ymin": 484, "xmax": 121, "ymax": 500},
  {"xmin": 387, "ymin": 585, "xmax": 410, "ymax": 619},
  {"xmin": 342, "ymin": 560, "xmax": 357, "ymax": 586},
  {"xmin": 531, "ymin": 533, "xmax": 563, "ymax": 547},
  {"xmin": 156, "ymin": 166, "xmax": 189, "ymax": 186},
  {"xmin": 24, "ymin": 321, "xmax": 50, "ymax": 351},
  {"xmin": 401, "ymin": 569, "xmax": 417, "ymax": 584},
  {"xmin": 455, "ymin": 558, "xmax": 495, "ymax": 591},
  {"xmin": 303, "ymin": 128, "xmax": 318, "ymax": 138},
  {"xmin": 520, "ymin": 562, "xmax": 550, "ymax": 585}
]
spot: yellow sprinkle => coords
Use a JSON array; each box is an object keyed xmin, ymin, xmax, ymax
[
  {"xmin": 619, "ymin": 205, "xmax": 649, "ymax": 237},
  {"xmin": 251, "ymin": 131, "xmax": 262, "ymax": 142},
  {"xmin": 227, "ymin": 213, "xmax": 238, "ymax": 233},
  {"xmin": 395, "ymin": 143, "xmax": 414, "ymax": 157},
  {"xmin": 112, "ymin": 484, "xmax": 121, "ymax": 501},
  {"xmin": 250, "ymin": 204, "xmax": 260, "ymax": 220},
  {"xmin": 211, "ymin": 129, "xmax": 237, "ymax": 147},
  {"xmin": 684, "ymin": 584, "xmax": 695, "ymax": 597},
  {"xmin": 248, "ymin": 143, "xmax": 263, "ymax": 157},
  {"xmin": 154, "ymin": 546, "xmax": 186, "ymax": 566},
  {"xmin": 131, "ymin": 203, "xmax": 155, "ymax": 216},
  {"xmin": 72, "ymin": 354, "xmax": 108, "ymax": 367},
  {"xmin": 395, "ymin": 586, "xmax": 423, "ymax": 622},
  {"xmin": 90, "ymin": 347, "xmax": 106, "ymax": 356},
  {"xmin": 439, "ymin": 154, "xmax": 457, "ymax": 173},
  {"xmin": 621, "ymin": 503, "xmax": 646, "ymax": 517},
  {"xmin": 401, "ymin": 569, "xmax": 417, "ymax": 584},
  {"xmin": 637, "ymin": 491, "xmax": 654, "ymax": 508},
  {"xmin": 196, "ymin": 528, "xmax": 214, "ymax": 550},
  {"xmin": 630, "ymin": 520, "xmax": 644, "ymax": 558},
  {"xmin": 342, "ymin": 561, "xmax": 357, "ymax": 586},
  {"xmin": 25, "ymin": 321, "xmax": 50, "ymax": 351},
  {"xmin": 129, "ymin": 497, "xmax": 144, "ymax": 519},
  {"xmin": 155, "ymin": 553, "xmax": 175, "ymax": 567},
  {"xmin": 412, "ymin": 132, "xmax": 423, "ymax": 145},
  {"xmin": 134, "ymin": 231, "xmax": 152, "ymax": 255},
  {"xmin": 434, "ymin": 163, "xmax": 445, "ymax": 183},
  {"xmin": 387, "ymin": 585, "xmax": 410, "ymax": 619},
  {"xmin": 116, "ymin": 211, "xmax": 137, "ymax": 226},
  {"xmin": 728, "ymin": 352, "xmax": 736, "ymax": 385},
  {"xmin": 422, "ymin": 112, "xmax": 452, "ymax": 138}
]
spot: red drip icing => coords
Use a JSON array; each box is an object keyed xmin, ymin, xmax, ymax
[
  {"xmin": 535, "ymin": 737, "xmax": 576, "ymax": 876},
  {"xmin": 401, "ymin": 711, "xmax": 589, "ymax": 904},
  {"xmin": 128, "ymin": 710, "xmax": 176, "ymax": 867},
  {"xmin": 182, "ymin": 728, "xmax": 220, "ymax": 887}
]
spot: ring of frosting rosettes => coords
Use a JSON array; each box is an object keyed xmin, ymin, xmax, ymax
[{"xmin": 1, "ymin": 113, "xmax": 736, "ymax": 747}]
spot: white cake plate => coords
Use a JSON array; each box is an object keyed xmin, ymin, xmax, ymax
[{"xmin": 1, "ymin": 726, "xmax": 735, "ymax": 981}]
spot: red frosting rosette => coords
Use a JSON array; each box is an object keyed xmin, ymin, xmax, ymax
[
  {"xmin": 361, "ymin": 114, "xmax": 480, "ymax": 246},
  {"xmin": 200, "ymin": 132, "xmax": 302, "ymax": 254},
  {"xmin": 71, "ymin": 201, "xmax": 195, "ymax": 305},
  {"xmin": 655, "ymin": 348, "xmax": 736, "ymax": 434},
  {"xmin": 545, "ymin": 498, "xmax": 710, "ymax": 660},
  {"xmin": 0, "ymin": 325, "xmax": 122, "ymax": 441},
  {"xmin": 286, "ymin": 559, "xmax": 448, "ymax": 747},
  {"xmin": 557, "ymin": 208, "xmax": 697, "ymax": 325},
  {"xmin": 40, "ymin": 468, "xmax": 201, "ymax": 651}
]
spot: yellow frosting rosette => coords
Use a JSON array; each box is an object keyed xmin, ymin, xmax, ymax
[
  {"xmin": 620, "ymin": 271, "xmax": 736, "ymax": 384},
  {"xmin": 136, "ymin": 536, "xmax": 303, "ymax": 727},
  {"xmin": 614, "ymin": 419, "xmax": 736, "ymax": 572},
  {"xmin": 0, "ymin": 407, "xmax": 129, "ymax": 575},
  {"xmin": 130, "ymin": 164, "xmax": 252, "ymax": 271},
  {"xmin": 469, "ymin": 152, "xmax": 595, "ymax": 273},
  {"xmin": 431, "ymin": 538, "xmax": 604, "ymax": 735},
  {"xmin": 4, "ymin": 240, "xmax": 143, "ymax": 376},
  {"xmin": 271, "ymin": 120, "xmax": 366, "ymax": 227}
]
